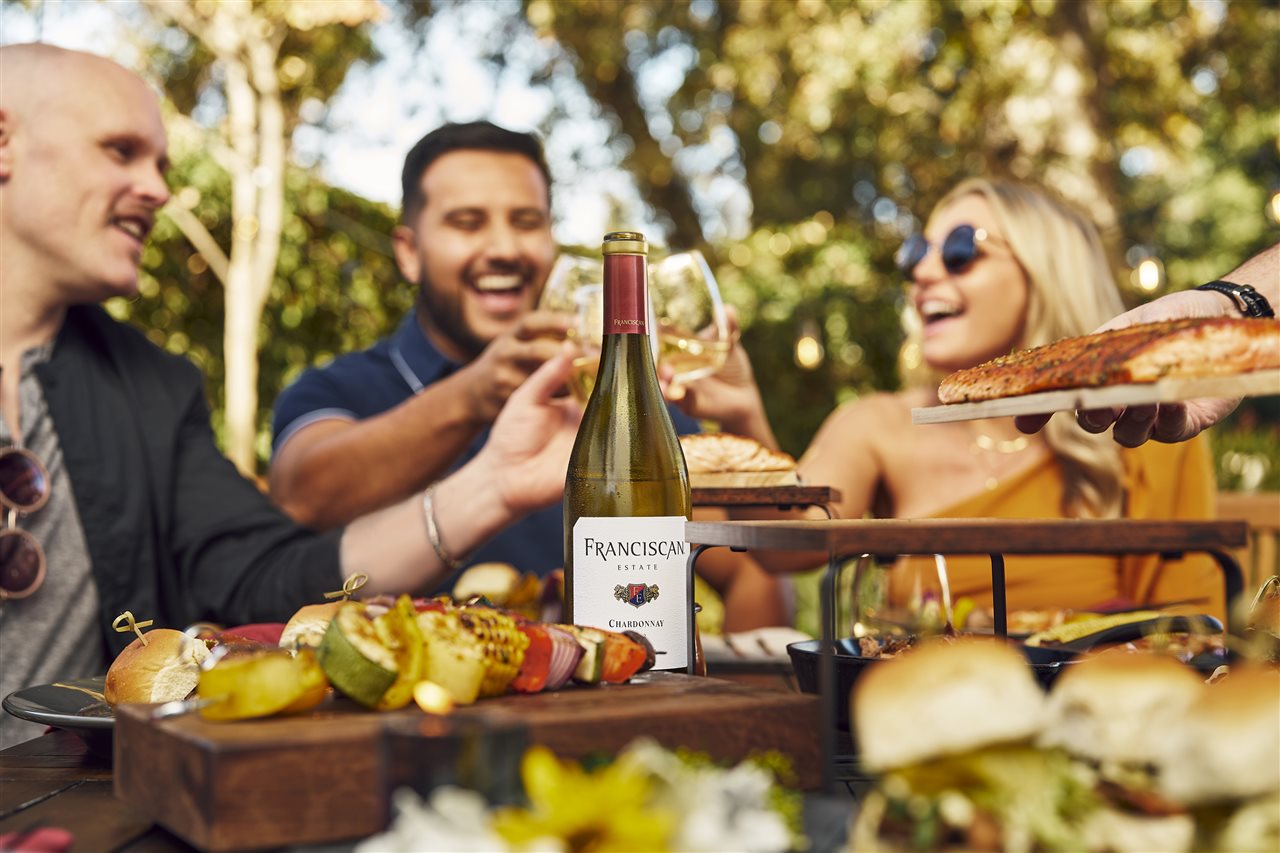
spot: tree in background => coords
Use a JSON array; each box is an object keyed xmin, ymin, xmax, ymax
[{"xmin": 129, "ymin": 0, "xmax": 384, "ymax": 473}]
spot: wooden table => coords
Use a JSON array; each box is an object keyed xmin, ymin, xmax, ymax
[
  {"xmin": 684, "ymin": 517, "xmax": 1249, "ymax": 790},
  {"xmin": 0, "ymin": 727, "xmax": 855, "ymax": 853},
  {"xmin": 0, "ymin": 729, "xmax": 194, "ymax": 851}
]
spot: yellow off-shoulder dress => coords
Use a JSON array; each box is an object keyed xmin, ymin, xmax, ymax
[{"xmin": 888, "ymin": 435, "xmax": 1225, "ymax": 621}]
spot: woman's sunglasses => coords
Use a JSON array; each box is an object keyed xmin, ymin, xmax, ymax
[
  {"xmin": 0, "ymin": 447, "xmax": 50, "ymax": 600},
  {"xmin": 896, "ymin": 224, "xmax": 1009, "ymax": 282}
]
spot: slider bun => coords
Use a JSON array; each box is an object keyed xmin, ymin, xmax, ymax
[
  {"xmin": 452, "ymin": 562, "xmax": 519, "ymax": 603},
  {"xmin": 1156, "ymin": 666, "xmax": 1280, "ymax": 805},
  {"xmin": 1039, "ymin": 653, "xmax": 1204, "ymax": 765},
  {"xmin": 104, "ymin": 628, "xmax": 210, "ymax": 705},
  {"xmin": 278, "ymin": 602, "xmax": 342, "ymax": 651},
  {"xmin": 853, "ymin": 639, "xmax": 1045, "ymax": 772}
]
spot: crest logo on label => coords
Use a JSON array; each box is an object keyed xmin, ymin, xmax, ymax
[{"xmin": 614, "ymin": 583, "xmax": 660, "ymax": 608}]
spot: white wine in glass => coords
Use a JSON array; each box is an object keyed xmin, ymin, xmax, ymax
[
  {"xmin": 649, "ymin": 250, "xmax": 731, "ymax": 384},
  {"xmin": 543, "ymin": 255, "xmax": 607, "ymax": 403},
  {"xmin": 567, "ymin": 285, "xmax": 604, "ymax": 404},
  {"xmin": 539, "ymin": 253, "xmax": 603, "ymax": 315}
]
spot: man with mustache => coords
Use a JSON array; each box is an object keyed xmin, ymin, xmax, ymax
[{"xmin": 0, "ymin": 45, "xmax": 579, "ymax": 747}]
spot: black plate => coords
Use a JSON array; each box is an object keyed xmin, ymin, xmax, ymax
[{"xmin": 3, "ymin": 677, "xmax": 112, "ymax": 753}]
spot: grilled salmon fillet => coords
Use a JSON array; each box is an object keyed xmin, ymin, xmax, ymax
[{"xmin": 938, "ymin": 317, "xmax": 1279, "ymax": 403}]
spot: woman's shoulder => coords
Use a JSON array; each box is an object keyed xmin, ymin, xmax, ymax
[
  {"xmin": 824, "ymin": 389, "xmax": 920, "ymax": 429},
  {"xmin": 808, "ymin": 392, "xmax": 917, "ymax": 458}
]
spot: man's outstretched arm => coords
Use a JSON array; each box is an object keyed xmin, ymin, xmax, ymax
[
  {"xmin": 1016, "ymin": 243, "xmax": 1278, "ymax": 446},
  {"xmin": 271, "ymin": 312, "xmax": 569, "ymax": 530}
]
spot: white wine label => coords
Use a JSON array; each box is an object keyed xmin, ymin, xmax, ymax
[{"xmin": 572, "ymin": 516, "xmax": 689, "ymax": 670}]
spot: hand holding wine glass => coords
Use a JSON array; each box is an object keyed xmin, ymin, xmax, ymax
[
  {"xmin": 539, "ymin": 253, "xmax": 603, "ymax": 315},
  {"xmin": 539, "ymin": 254, "xmax": 607, "ymax": 404},
  {"xmin": 661, "ymin": 306, "xmax": 780, "ymax": 449},
  {"xmin": 650, "ymin": 254, "xmax": 778, "ymax": 447},
  {"xmin": 567, "ymin": 284, "xmax": 605, "ymax": 404},
  {"xmin": 649, "ymin": 250, "xmax": 732, "ymax": 385}
]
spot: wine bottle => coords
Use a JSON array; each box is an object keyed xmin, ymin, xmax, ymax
[{"xmin": 564, "ymin": 231, "xmax": 692, "ymax": 671}]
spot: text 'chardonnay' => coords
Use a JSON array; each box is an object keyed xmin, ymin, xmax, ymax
[{"xmin": 564, "ymin": 231, "xmax": 692, "ymax": 671}]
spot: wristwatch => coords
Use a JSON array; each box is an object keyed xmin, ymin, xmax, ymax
[{"xmin": 1195, "ymin": 280, "xmax": 1276, "ymax": 319}]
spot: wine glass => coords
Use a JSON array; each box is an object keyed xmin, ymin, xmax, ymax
[
  {"xmin": 648, "ymin": 250, "xmax": 731, "ymax": 384},
  {"xmin": 567, "ymin": 285, "xmax": 604, "ymax": 404},
  {"xmin": 539, "ymin": 253, "xmax": 603, "ymax": 315},
  {"xmin": 540, "ymin": 254, "xmax": 606, "ymax": 403}
]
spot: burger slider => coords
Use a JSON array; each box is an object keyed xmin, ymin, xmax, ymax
[
  {"xmin": 1154, "ymin": 667, "xmax": 1280, "ymax": 853},
  {"xmin": 104, "ymin": 628, "xmax": 211, "ymax": 705},
  {"xmin": 849, "ymin": 639, "xmax": 1096, "ymax": 852},
  {"xmin": 1038, "ymin": 654, "xmax": 1201, "ymax": 852},
  {"xmin": 278, "ymin": 602, "xmax": 342, "ymax": 652}
]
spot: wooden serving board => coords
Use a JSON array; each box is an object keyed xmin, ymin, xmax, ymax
[
  {"xmin": 911, "ymin": 369, "xmax": 1280, "ymax": 424},
  {"xmin": 114, "ymin": 673, "xmax": 820, "ymax": 852},
  {"xmin": 692, "ymin": 485, "xmax": 842, "ymax": 510}
]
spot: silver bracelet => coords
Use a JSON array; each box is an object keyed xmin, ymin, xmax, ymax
[{"xmin": 421, "ymin": 486, "xmax": 466, "ymax": 571}]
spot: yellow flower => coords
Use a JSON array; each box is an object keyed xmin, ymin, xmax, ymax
[{"xmin": 492, "ymin": 747, "xmax": 675, "ymax": 852}]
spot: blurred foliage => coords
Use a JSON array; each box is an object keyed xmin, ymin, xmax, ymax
[
  {"xmin": 1209, "ymin": 399, "xmax": 1280, "ymax": 493},
  {"xmin": 516, "ymin": 0, "xmax": 1278, "ymax": 455}
]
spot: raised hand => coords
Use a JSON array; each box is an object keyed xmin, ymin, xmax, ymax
[
  {"xmin": 462, "ymin": 310, "xmax": 574, "ymax": 423},
  {"xmin": 1014, "ymin": 288, "xmax": 1245, "ymax": 443},
  {"xmin": 663, "ymin": 307, "xmax": 780, "ymax": 448},
  {"xmin": 480, "ymin": 350, "xmax": 581, "ymax": 515}
]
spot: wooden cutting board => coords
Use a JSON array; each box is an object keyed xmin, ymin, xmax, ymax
[
  {"xmin": 911, "ymin": 369, "xmax": 1280, "ymax": 423},
  {"xmin": 114, "ymin": 672, "xmax": 820, "ymax": 852}
]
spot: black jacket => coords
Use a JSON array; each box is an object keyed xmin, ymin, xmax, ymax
[{"xmin": 37, "ymin": 306, "xmax": 343, "ymax": 655}]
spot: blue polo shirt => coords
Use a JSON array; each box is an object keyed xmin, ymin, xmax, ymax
[{"xmin": 272, "ymin": 313, "xmax": 699, "ymax": 587}]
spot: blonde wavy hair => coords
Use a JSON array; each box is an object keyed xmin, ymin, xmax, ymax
[{"xmin": 907, "ymin": 178, "xmax": 1128, "ymax": 518}]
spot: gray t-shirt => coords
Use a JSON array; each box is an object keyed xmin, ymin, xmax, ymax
[{"xmin": 0, "ymin": 344, "xmax": 105, "ymax": 749}]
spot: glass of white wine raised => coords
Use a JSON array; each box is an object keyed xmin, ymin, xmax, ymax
[
  {"xmin": 648, "ymin": 250, "xmax": 731, "ymax": 385},
  {"xmin": 539, "ymin": 254, "xmax": 607, "ymax": 403},
  {"xmin": 567, "ymin": 285, "xmax": 604, "ymax": 405}
]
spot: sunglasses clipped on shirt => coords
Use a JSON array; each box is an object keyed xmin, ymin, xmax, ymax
[
  {"xmin": 896, "ymin": 223, "xmax": 1010, "ymax": 283},
  {"xmin": 0, "ymin": 446, "xmax": 50, "ymax": 600}
]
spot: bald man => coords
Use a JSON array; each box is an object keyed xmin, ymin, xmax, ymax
[{"xmin": 0, "ymin": 44, "xmax": 578, "ymax": 747}]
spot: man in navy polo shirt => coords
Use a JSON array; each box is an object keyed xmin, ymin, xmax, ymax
[{"xmin": 270, "ymin": 122, "xmax": 699, "ymax": 584}]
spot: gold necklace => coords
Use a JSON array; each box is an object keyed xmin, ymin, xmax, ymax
[
  {"xmin": 969, "ymin": 427, "xmax": 1031, "ymax": 490},
  {"xmin": 972, "ymin": 433, "xmax": 1030, "ymax": 455}
]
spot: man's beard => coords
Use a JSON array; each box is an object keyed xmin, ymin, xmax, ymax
[{"xmin": 415, "ymin": 270, "xmax": 489, "ymax": 362}]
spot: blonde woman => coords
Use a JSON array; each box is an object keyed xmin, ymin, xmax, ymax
[{"xmin": 682, "ymin": 178, "xmax": 1222, "ymax": 618}]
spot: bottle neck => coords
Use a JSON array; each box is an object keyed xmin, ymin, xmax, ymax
[{"xmin": 603, "ymin": 253, "xmax": 648, "ymax": 335}]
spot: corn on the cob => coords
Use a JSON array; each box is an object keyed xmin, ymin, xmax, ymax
[
  {"xmin": 416, "ymin": 607, "xmax": 528, "ymax": 698},
  {"xmin": 458, "ymin": 606, "xmax": 528, "ymax": 696}
]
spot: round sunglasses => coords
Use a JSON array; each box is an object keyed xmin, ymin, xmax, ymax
[
  {"xmin": 0, "ymin": 447, "xmax": 50, "ymax": 601},
  {"xmin": 896, "ymin": 224, "xmax": 1010, "ymax": 282}
]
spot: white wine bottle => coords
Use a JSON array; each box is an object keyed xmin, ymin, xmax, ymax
[{"xmin": 564, "ymin": 231, "xmax": 692, "ymax": 671}]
